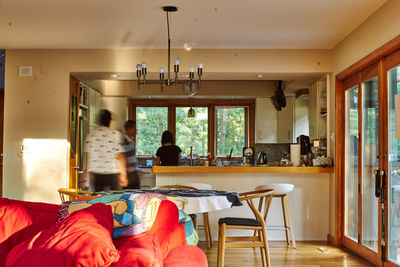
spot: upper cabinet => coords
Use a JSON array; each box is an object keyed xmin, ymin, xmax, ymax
[
  {"xmin": 255, "ymin": 96, "xmax": 294, "ymax": 143},
  {"xmin": 308, "ymin": 77, "xmax": 327, "ymax": 141},
  {"xmin": 277, "ymin": 96, "xmax": 294, "ymax": 143}
]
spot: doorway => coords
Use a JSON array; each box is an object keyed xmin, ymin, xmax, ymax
[{"xmin": 337, "ymin": 42, "xmax": 400, "ymax": 267}]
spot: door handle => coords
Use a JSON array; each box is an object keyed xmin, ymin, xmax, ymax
[
  {"xmin": 73, "ymin": 166, "xmax": 80, "ymax": 170},
  {"xmin": 374, "ymin": 169, "xmax": 381, "ymax": 198}
]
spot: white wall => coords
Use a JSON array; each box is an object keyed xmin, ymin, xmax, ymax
[
  {"xmin": 3, "ymin": 49, "xmax": 332, "ymax": 203},
  {"xmin": 329, "ymin": 0, "xmax": 400, "ymax": 237}
]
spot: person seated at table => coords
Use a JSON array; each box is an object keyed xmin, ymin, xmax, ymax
[{"xmin": 156, "ymin": 130, "xmax": 182, "ymax": 166}]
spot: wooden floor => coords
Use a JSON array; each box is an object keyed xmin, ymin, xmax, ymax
[{"xmin": 198, "ymin": 241, "xmax": 374, "ymax": 267}]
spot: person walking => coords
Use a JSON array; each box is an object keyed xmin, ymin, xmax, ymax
[
  {"xmin": 122, "ymin": 120, "xmax": 141, "ymax": 189},
  {"xmin": 84, "ymin": 109, "xmax": 128, "ymax": 191}
]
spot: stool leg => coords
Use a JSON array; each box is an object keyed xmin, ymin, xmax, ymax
[
  {"xmin": 281, "ymin": 195, "xmax": 290, "ymax": 245},
  {"xmin": 284, "ymin": 195, "xmax": 296, "ymax": 249},
  {"xmin": 217, "ymin": 224, "xmax": 226, "ymax": 267},
  {"xmin": 203, "ymin": 212, "xmax": 212, "ymax": 249}
]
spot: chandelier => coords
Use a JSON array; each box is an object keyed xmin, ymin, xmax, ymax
[{"xmin": 136, "ymin": 6, "xmax": 203, "ymax": 93}]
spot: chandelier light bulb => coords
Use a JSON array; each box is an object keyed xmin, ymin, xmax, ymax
[
  {"xmin": 189, "ymin": 66, "xmax": 195, "ymax": 73},
  {"xmin": 174, "ymin": 58, "xmax": 180, "ymax": 65},
  {"xmin": 136, "ymin": 64, "xmax": 141, "ymax": 71},
  {"xmin": 198, "ymin": 62, "xmax": 203, "ymax": 69},
  {"xmin": 160, "ymin": 67, "xmax": 165, "ymax": 73},
  {"xmin": 141, "ymin": 62, "xmax": 147, "ymax": 68}
]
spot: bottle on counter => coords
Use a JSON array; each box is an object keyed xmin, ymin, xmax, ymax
[{"xmin": 207, "ymin": 153, "xmax": 212, "ymax": 166}]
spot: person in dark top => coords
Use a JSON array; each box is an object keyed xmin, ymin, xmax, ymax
[{"xmin": 156, "ymin": 130, "xmax": 182, "ymax": 166}]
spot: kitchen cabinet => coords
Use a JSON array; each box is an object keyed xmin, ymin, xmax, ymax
[
  {"xmin": 308, "ymin": 78, "xmax": 327, "ymax": 141},
  {"xmin": 277, "ymin": 96, "xmax": 294, "ymax": 143},
  {"xmin": 255, "ymin": 97, "xmax": 294, "ymax": 143}
]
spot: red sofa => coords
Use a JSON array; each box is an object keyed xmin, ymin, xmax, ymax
[{"xmin": 0, "ymin": 197, "xmax": 208, "ymax": 267}]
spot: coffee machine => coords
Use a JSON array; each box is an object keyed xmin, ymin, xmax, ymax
[{"xmin": 296, "ymin": 135, "xmax": 311, "ymax": 155}]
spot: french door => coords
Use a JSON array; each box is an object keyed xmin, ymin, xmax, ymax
[{"xmin": 341, "ymin": 48, "xmax": 400, "ymax": 267}]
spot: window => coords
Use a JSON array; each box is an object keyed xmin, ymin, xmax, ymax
[
  {"xmin": 216, "ymin": 107, "xmax": 245, "ymax": 157},
  {"xmin": 176, "ymin": 107, "xmax": 208, "ymax": 156},
  {"xmin": 136, "ymin": 107, "xmax": 168, "ymax": 155},
  {"xmin": 130, "ymin": 99, "xmax": 255, "ymax": 157}
]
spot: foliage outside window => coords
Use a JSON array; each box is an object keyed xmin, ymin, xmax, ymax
[
  {"xmin": 216, "ymin": 107, "xmax": 245, "ymax": 157},
  {"xmin": 136, "ymin": 107, "xmax": 168, "ymax": 155},
  {"xmin": 176, "ymin": 107, "xmax": 208, "ymax": 156}
]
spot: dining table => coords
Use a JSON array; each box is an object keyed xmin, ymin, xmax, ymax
[{"xmin": 95, "ymin": 188, "xmax": 242, "ymax": 214}]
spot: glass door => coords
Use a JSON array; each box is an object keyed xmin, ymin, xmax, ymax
[
  {"xmin": 343, "ymin": 68, "xmax": 381, "ymax": 265},
  {"xmin": 345, "ymin": 85, "xmax": 359, "ymax": 243},
  {"xmin": 361, "ymin": 77, "xmax": 379, "ymax": 253},
  {"xmin": 387, "ymin": 64, "xmax": 400, "ymax": 265}
]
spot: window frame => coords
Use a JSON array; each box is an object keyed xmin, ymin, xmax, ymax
[{"xmin": 129, "ymin": 98, "xmax": 255, "ymax": 158}]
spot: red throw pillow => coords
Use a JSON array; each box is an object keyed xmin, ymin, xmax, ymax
[
  {"xmin": 163, "ymin": 245, "xmax": 208, "ymax": 267},
  {"xmin": 0, "ymin": 198, "xmax": 60, "ymax": 267},
  {"xmin": 5, "ymin": 203, "xmax": 120, "ymax": 267},
  {"xmin": 112, "ymin": 232, "xmax": 163, "ymax": 267}
]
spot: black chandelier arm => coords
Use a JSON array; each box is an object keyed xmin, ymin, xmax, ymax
[{"xmin": 137, "ymin": 79, "xmax": 201, "ymax": 85}]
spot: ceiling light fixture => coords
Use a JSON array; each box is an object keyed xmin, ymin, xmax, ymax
[{"xmin": 136, "ymin": 6, "xmax": 203, "ymax": 93}]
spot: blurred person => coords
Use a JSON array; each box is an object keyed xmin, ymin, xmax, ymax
[
  {"xmin": 156, "ymin": 130, "xmax": 182, "ymax": 166},
  {"xmin": 83, "ymin": 109, "xmax": 128, "ymax": 191},
  {"xmin": 122, "ymin": 120, "xmax": 141, "ymax": 189}
]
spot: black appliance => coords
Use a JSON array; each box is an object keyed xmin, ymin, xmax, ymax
[
  {"xmin": 257, "ymin": 152, "xmax": 268, "ymax": 165},
  {"xmin": 297, "ymin": 135, "xmax": 311, "ymax": 155}
]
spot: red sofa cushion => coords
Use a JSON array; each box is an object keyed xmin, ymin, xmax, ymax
[
  {"xmin": 0, "ymin": 198, "xmax": 60, "ymax": 267},
  {"xmin": 5, "ymin": 203, "xmax": 120, "ymax": 267},
  {"xmin": 148, "ymin": 199, "xmax": 182, "ymax": 257},
  {"xmin": 164, "ymin": 245, "xmax": 208, "ymax": 267},
  {"xmin": 112, "ymin": 232, "xmax": 163, "ymax": 267}
]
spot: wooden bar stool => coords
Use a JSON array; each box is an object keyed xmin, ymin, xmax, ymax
[{"xmin": 255, "ymin": 184, "xmax": 296, "ymax": 249}]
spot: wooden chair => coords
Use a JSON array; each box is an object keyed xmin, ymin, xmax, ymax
[
  {"xmin": 256, "ymin": 184, "xmax": 296, "ymax": 248},
  {"xmin": 157, "ymin": 184, "xmax": 213, "ymax": 249},
  {"xmin": 217, "ymin": 189, "xmax": 273, "ymax": 267},
  {"xmin": 164, "ymin": 195, "xmax": 188, "ymax": 211},
  {"xmin": 58, "ymin": 188, "xmax": 94, "ymax": 203}
]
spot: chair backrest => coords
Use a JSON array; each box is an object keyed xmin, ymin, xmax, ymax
[
  {"xmin": 164, "ymin": 195, "xmax": 188, "ymax": 211},
  {"xmin": 157, "ymin": 184, "xmax": 197, "ymax": 190},
  {"xmin": 58, "ymin": 188, "xmax": 94, "ymax": 203},
  {"xmin": 238, "ymin": 189, "xmax": 274, "ymax": 227},
  {"xmin": 156, "ymin": 184, "xmax": 197, "ymax": 211}
]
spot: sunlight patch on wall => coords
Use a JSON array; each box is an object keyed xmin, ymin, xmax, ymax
[{"xmin": 22, "ymin": 138, "xmax": 69, "ymax": 203}]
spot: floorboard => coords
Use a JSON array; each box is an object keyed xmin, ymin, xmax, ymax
[{"xmin": 198, "ymin": 241, "xmax": 374, "ymax": 267}]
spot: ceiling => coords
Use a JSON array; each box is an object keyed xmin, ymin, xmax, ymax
[
  {"xmin": 0, "ymin": 0, "xmax": 387, "ymax": 49},
  {"xmin": 0, "ymin": 0, "xmax": 388, "ymax": 92}
]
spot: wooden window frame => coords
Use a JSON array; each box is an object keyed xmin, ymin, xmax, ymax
[{"xmin": 129, "ymin": 98, "xmax": 255, "ymax": 158}]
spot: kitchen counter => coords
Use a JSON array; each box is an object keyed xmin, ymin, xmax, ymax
[
  {"xmin": 153, "ymin": 164, "xmax": 334, "ymax": 242},
  {"xmin": 152, "ymin": 165, "xmax": 333, "ymax": 174}
]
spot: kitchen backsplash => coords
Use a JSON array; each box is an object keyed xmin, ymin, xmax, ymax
[{"xmin": 255, "ymin": 143, "xmax": 291, "ymax": 163}]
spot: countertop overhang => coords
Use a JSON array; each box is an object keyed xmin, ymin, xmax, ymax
[{"xmin": 152, "ymin": 166, "xmax": 334, "ymax": 174}]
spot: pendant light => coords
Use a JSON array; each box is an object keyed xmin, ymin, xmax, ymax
[{"xmin": 188, "ymin": 107, "xmax": 195, "ymax": 118}]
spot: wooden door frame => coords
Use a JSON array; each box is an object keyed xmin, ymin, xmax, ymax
[
  {"xmin": 335, "ymin": 34, "xmax": 400, "ymax": 266},
  {"xmin": 68, "ymin": 75, "xmax": 80, "ymax": 189}
]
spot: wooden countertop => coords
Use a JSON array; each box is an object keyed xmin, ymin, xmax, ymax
[{"xmin": 152, "ymin": 166, "xmax": 334, "ymax": 174}]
